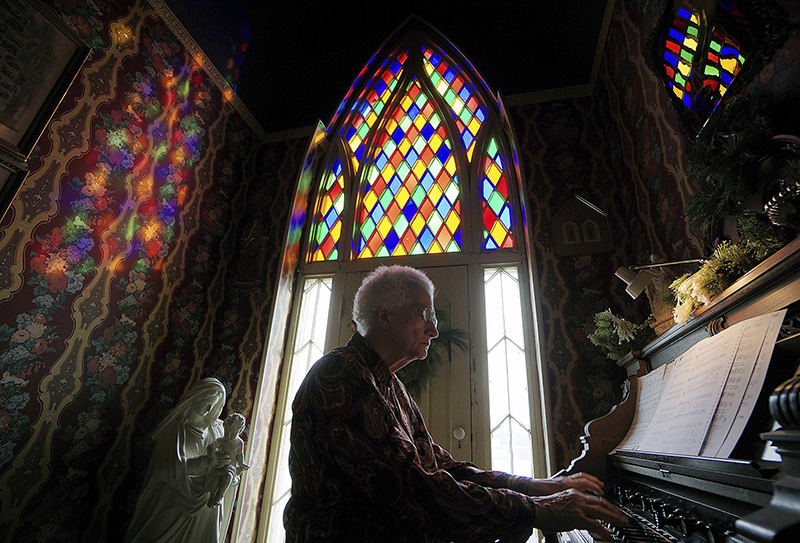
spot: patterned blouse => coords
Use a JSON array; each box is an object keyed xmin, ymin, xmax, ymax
[{"xmin": 284, "ymin": 333, "xmax": 538, "ymax": 542}]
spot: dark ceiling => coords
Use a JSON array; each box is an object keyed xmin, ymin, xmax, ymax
[{"xmin": 164, "ymin": 1, "xmax": 608, "ymax": 134}]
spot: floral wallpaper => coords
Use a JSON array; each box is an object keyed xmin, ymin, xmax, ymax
[
  {"xmin": 0, "ymin": 0, "xmax": 303, "ymax": 540},
  {"xmin": 0, "ymin": 0, "xmax": 797, "ymax": 541}
]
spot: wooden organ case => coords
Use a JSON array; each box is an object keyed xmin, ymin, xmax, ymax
[{"xmin": 553, "ymin": 238, "xmax": 800, "ymax": 543}]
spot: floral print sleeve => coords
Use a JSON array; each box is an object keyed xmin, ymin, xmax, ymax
[{"xmin": 285, "ymin": 334, "xmax": 536, "ymax": 543}]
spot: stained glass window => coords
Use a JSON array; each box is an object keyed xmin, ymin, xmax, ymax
[
  {"xmin": 305, "ymin": 21, "xmax": 521, "ymax": 262},
  {"xmin": 422, "ymin": 47, "xmax": 486, "ymax": 162},
  {"xmin": 650, "ymin": 0, "xmax": 778, "ymax": 136},
  {"xmin": 480, "ymin": 137, "xmax": 514, "ymax": 250},
  {"xmin": 356, "ymin": 77, "xmax": 461, "ymax": 258},
  {"xmin": 663, "ymin": 3, "xmax": 701, "ymax": 109},
  {"xmin": 308, "ymin": 158, "xmax": 345, "ymax": 262},
  {"xmin": 339, "ymin": 50, "xmax": 408, "ymax": 171},
  {"xmin": 702, "ymin": 27, "xmax": 745, "ymax": 104}
]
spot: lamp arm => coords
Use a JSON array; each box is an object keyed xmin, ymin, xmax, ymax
[{"xmin": 631, "ymin": 259, "xmax": 704, "ymax": 270}]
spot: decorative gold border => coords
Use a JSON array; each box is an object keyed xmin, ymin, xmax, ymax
[{"xmin": 146, "ymin": 0, "xmax": 267, "ymax": 142}]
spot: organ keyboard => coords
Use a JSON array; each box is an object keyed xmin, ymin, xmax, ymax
[{"xmin": 550, "ymin": 238, "xmax": 800, "ymax": 543}]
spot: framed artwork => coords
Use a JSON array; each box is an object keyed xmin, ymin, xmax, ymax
[
  {"xmin": 0, "ymin": 0, "xmax": 89, "ymax": 221},
  {"xmin": 0, "ymin": 0, "xmax": 90, "ymax": 159},
  {"xmin": 0, "ymin": 147, "xmax": 28, "ymax": 221}
]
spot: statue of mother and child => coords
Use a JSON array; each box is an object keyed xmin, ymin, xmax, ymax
[{"xmin": 125, "ymin": 378, "xmax": 248, "ymax": 543}]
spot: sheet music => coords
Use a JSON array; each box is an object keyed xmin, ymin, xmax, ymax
[
  {"xmin": 615, "ymin": 366, "xmax": 666, "ymax": 452},
  {"xmin": 711, "ymin": 310, "xmax": 786, "ymax": 457},
  {"xmin": 637, "ymin": 328, "xmax": 742, "ymax": 455},
  {"xmin": 613, "ymin": 310, "xmax": 786, "ymax": 458}
]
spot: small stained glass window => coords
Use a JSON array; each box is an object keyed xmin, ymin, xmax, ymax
[
  {"xmin": 308, "ymin": 159, "xmax": 346, "ymax": 262},
  {"xmin": 480, "ymin": 137, "xmax": 514, "ymax": 250}
]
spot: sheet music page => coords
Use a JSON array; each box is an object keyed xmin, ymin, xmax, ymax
[
  {"xmin": 636, "ymin": 327, "xmax": 742, "ymax": 455},
  {"xmin": 712, "ymin": 310, "xmax": 786, "ymax": 457},
  {"xmin": 615, "ymin": 365, "xmax": 667, "ymax": 452}
]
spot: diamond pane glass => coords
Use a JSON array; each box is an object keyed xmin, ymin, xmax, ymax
[
  {"xmin": 309, "ymin": 159, "xmax": 345, "ymax": 262},
  {"xmin": 355, "ymin": 77, "xmax": 462, "ymax": 259},
  {"xmin": 484, "ymin": 267, "xmax": 533, "ymax": 474},
  {"xmin": 339, "ymin": 50, "xmax": 408, "ymax": 171},
  {"xmin": 267, "ymin": 277, "xmax": 332, "ymax": 542},
  {"xmin": 480, "ymin": 137, "xmax": 514, "ymax": 250},
  {"xmin": 422, "ymin": 47, "xmax": 486, "ymax": 162},
  {"xmin": 663, "ymin": 2, "xmax": 701, "ymax": 109}
]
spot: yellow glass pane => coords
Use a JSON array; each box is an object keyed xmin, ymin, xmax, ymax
[
  {"xmin": 466, "ymin": 146, "xmax": 474, "ymax": 162},
  {"xmin": 720, "ymin": 57, "xmax": 738, "ymax": 73},
  {"xmin": 429, "ymin": 183, "xmax": 443, "ymax": 204},
  {"xmin": 684, "ymin": 36, "xmax": 698, "ymax": 51},
  {"xmin": 487, "ymin": 163, "xmax": 501, "ymax": 184},
  {"xmin": 429, "ymin": 133, "xmax": 442, "ymax": 150},
  {"xmin": 467, "ymin": 117, "xmax": 481, "ymax": 135},
  {"xmin": 445, "ymin": 210, "xmax": 460, "ymax": 233},
  {"xmin": 377, "ymin": 216, "xmax": 392, "ymax": 238},
  {"xmin": 381, "ymin": 162, "xmax": 396, "ymax": 177},
  {"xmin": 490, "ymin": 221, "xmax": 508, "ymax": 244},
  {"xmin": 320, "ymin": 196, "xmax": 333, "ymax": 215},
  {"xmin": 398, "ymin": 139, "xmax": 411, "ymax": 155},
  {"xmin": 412, "ymin": 160, "xmax": 427, "ymax": 179},
  {"xmin": 401, "ymin": 94, "xmax": 413, "ymax": 110},
  {"xmin": 363, "ymin": 191, "xmax": 378, "ymax": 211},
  {"xmin": 411, "ymin": 214, "xmax": 425, "ymax": 234},
  {"xmin": 678, "ymin": 60, "xmax": 691, "ymax": 76},
  {"xmin": 395, "ymin": 186, "xmax": 410, "ymax": 207},
  {"xmin": 330, "ymin": 220, "xmax": 341, "ymax": 241},
  {"xmin": 445, "ymin": 156, "xmax": 456, "ymax": 175},
  {"xmin": 673, "ymin": 87, "xmax": 684, "ymax": 98}
]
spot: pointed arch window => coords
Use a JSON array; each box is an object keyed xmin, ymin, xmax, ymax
[{"xmin": 305, "ymin": 25, "xmax": 523, "ymax": 262}]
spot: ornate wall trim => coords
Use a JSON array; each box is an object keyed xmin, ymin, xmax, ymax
[{"xmin": 146, "ymin": 0, "xmax": 267, "ymax": 142}]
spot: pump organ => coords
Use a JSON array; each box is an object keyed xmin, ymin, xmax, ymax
[{"xmin": 552, "ymin": 239, "xmax": 800, "ymax": 543}]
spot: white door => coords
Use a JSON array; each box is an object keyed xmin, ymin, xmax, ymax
[{"xmin": 335, "ymin": 265, "xmax": 473, "ymax": 461}]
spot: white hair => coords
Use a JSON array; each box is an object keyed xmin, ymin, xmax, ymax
[{"xmin": 352, "ymin": 265, "xmax": 434, "ymax": 336}]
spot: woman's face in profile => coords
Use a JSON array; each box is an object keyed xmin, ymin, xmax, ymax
[{"xmin": 188, "ymin": 393, "xmax": 223, "ymax": 427}]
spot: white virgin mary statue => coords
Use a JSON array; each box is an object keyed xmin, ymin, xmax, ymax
[{"xmin": 125, "ymin": 377, "xmax": 238, "ymax": 542}]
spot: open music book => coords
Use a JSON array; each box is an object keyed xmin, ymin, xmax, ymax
[{"xmin": 615, "ymin": 309, "xmax": 786, "ymax": 458}]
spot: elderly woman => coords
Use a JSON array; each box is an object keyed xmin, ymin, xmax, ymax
[{"xmin": 285, "ymin": 265, "xmax": 626, "ymax": 542}]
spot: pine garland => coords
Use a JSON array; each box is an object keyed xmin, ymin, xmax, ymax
[{"xmin": 588, "ymin": 309, "xmax": 655, "ymax": 361}]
